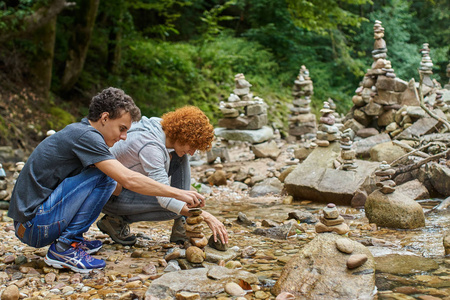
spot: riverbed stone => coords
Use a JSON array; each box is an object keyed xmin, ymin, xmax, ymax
[
  {"xmin": 396, "ymin": 179, "xmax": 430, "ymax": 200},
  {"xmin": 272, "ymin": 233, "xmax": 375, "ymax": 299},
  {"xmin": 365, "ymin": 189, "xmax": 425, "ymax": 229},
  {"xmin": 369, "ymin": 142, "xmax": 407, "ymax": 163},
  {"xmin": 284, "ymin": 143, "xmax": 379, "ymax": 205},
  {"xmin": 145, "ymin": 266, "xmax": 258, "ymax": 299},
  {"xmin": 251, "ymin": 140, "xmax": 281, "ymax": 160},
  {"xmin": 375, "ymin": 254, "xmax": 439, "ymax": 275},
  {"xmin": 428, "ymin": 162, "xmax": 450, "ymax": 197}
]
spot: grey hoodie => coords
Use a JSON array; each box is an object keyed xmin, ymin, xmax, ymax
[{"xmin": 110, "ymin": 116, "xmax": 190, "ymax": 214}]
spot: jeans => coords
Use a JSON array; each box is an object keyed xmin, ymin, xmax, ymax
[
  {"xmin": 14, "ymin": 168, "xmax": 116, "ymax": 248},
  {"xmin": 102, "ymin": 153, "xmax": 188, "ymax": 223}
]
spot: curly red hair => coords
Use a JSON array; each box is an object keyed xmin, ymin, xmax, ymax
[{"xmin": 161, "ymin": 106, "xmax": 214, "ymax": 151}]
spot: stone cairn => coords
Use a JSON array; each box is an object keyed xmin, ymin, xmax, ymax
[
  {"xmin": 218, "ymin": 73, "xmax": 268, "ymax": 131},
  {"xmin": 0, "ymin": 163, "xmax": 8, "ymax": 201},
  {"xmin": 185, "ymin": 208, "xmax": 207, "ymax": 265},
  {"xmin": 316, "ymin": 101, "xmax": 341, "ymax": 147},
  {"xmin": 288, "ymin": 65, "xmax": 317, "ymax": 140},
  {"xmin": 339, "ymin": 128, "xmax": 358, "ymax": 170},
  {"xmin": 418, "ymin": 43, "xmax": 434, "ymax": 88},
  {"xmin": 315, "ymin": 203, "xmax": 350, "ymax": 235},
  {"xmin": 345, "ymin": 20, "xmax": 412, "ymax": 138},
  {"xmin": 375, "ymin": 161, "xmax": 396, "ymax": 194}
]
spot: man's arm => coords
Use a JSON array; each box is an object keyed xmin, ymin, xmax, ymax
[{"xmin": 95, "ymin": 159, "xmax": 203, "ymax": 206}]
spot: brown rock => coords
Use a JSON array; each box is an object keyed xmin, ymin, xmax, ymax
[
  {"xmin": 176, "ymin": 291, "xmax": 201, "ymax": 300},
  {"xmin": 186, "ymin": 215, "xmax": 204, "ymax": 225},
  {"xmin": 186, "ymin": 246, "xmax": 205, "ymax": 263},
  {"xmin": 347, "ymin": 254, "xmax": 368, "ymax": 269},
  {"xmin": 191, "ymin": 236, "xmax": 208, "ymax": 248},
  {"xmin": 336, "ymin": 238, "xmax": 354, "ymax": 254},
  {"xmin": 1, "ymin": 284, "xmax": 19, "ymax": 300}
]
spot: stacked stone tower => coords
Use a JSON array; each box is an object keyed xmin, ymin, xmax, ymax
[
  {"xmin": 418, "ymin": 43, "xmax": 434, "ymax": 88},
  {"xmin": 343, "ymin": 20, "xmax": 414, "ymax": 137},
  {"xmin": 316, "ymin": 101, "xmax": 341, "ymax": 147},
  {"xmin": 288, "ymin": 65, "xmax": 317, "ymax": 140},
  {"xmin": 218, "ymin": 73, "xmax": 268, "ymax": 130},
  {"xmin": 375, "ymin": 161, "xmax": 396, "ymax": 194}
]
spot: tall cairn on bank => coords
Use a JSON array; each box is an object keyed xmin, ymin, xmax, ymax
[
  {"xmin": 288, "ymin": 65, "xmax": 317, "ymax": 140},
  {"xmin": 418, "ymin": 43, "xmax": 434, "ymax": 88},
  {"xmin": 218, "ymin": 73, "xmax": 268, "ymax": 130},
  {"xmin": 344, "ymin": 20, "xmax": 412, "ymax": 138},
  {"xmin": 316, "ymin": 101, "xmax": 341, "ymax": 147}
]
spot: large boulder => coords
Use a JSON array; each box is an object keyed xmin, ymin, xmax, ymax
[
  {"xmin": 272, "ymin": 233, "xmax": 376, "ymax": 299},
  {"xmin": 369, "ymin": 142, "xmax": 407, "ymax": 163},
  {"xmin": 365, "ymin": 189, "xmax": 425, "ymax": 229},
  {"xmin": 284, "ymin": 143, "xmax": 379, "ymax": 205},
  {"xmin": 145, "ymin": 266, "xmax": 258, "ymax": 299}
]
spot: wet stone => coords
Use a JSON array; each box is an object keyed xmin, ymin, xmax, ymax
[{"xmin": 208, "ymin": 235, "xmax": 228, "ymax": 251}]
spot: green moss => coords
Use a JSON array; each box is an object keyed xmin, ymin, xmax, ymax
[{"xmin": 46, "ymin": 106, "xmax": 76, "ymax": 130}]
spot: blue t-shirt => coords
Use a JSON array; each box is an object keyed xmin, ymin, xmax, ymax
[{"xmin": 8, "ymin": 118, "xmax": 115, "ymax": 223}]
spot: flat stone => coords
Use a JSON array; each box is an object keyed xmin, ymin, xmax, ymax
[{"xmin": 335, "ymin": 238, "xmax": 354, "ymax": 254}]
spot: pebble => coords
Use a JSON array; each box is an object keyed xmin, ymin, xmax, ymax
[
  {"xmin": 175, "ymin": 291, "xmax": 201, "ymax": 300},
  {"xmin": 347, "ymin": 254, "xmax": 368, "ymax": 269},
  {"xmin": 224, "ymin": 282, "xmax": 246, "ymax": 296},
  {"xmin": 335, "ymin": 238, "xmax": 354, "ymax": 254}
]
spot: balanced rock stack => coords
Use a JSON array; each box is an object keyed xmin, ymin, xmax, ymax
[
  {"xmin": 343, "ymin": 20, "xmax": 413, "ymax": 138},
  {"xmin": 288, "ymin": 65, "xmax": 317, "ymax": 140},
  {"xmin": 315, "ymin": 101, "xmax": 341, "ymax": 147},
  {"xmin": 339, "ymin": 128, "xmax": 358, "ymax": 170},
  {"xmin": 218, "ymin": 73, "xmax": 268, "ymax": 131},
  {"xmin": 434, "ymin": 91, "xmax": 447, "ymax": 112},
  {"xmin": 0, "ymin": 163, "xmax": 8, "ymax": 201},
  {"xmin": 315, "ymin": 203, "xmax": 349, "ymax": 235},
  {"xmin": 375, "ymin": 161, "xmax": 396, "ymax": 194},
  {"xmin": 185, "ymin": 208, "xmax": 207, "ymax": 265},
  {"xmin": 418, "ymin": 43, "xmax": 434, "ymax": 88}
]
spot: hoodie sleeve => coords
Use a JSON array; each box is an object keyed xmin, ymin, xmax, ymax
[{"xmin": 138, "ymin": 142, "xmax": 185, "ymax": 214}]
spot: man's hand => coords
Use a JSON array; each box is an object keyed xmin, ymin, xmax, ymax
[
  {"xmin": 202, "ymin": 211, "xmax": 229, "ymax": 245},
  {"xmin": 176, "ymin": 190, "xmax": 205, "ymax": 208}
]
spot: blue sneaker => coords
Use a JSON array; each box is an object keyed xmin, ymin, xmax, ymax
[
  {"xmin": 44, "ymin": 243, "xmax": 106, "ymax": 273},
  {"xmin": 78, "ymin": 239, "xmax": 102, "ymax": 254}
]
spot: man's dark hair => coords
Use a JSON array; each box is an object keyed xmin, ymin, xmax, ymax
[{"xmin": 88, "ymin": 87, "xmax": 141, "ymax": 122}]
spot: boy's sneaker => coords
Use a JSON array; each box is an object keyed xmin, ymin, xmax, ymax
[
  {"xmin": 78, "ymin": 239, "xmax": 103, "ymax": 254},
  {"xmin": 97, "ymin": 215, "xmax": 136, "ymax": 246},
  {"xmin": 44, "ymin": 243, "xmax": 106, "ymax": 273}
]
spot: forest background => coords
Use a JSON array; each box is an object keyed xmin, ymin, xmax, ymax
[{"xmin": 0, "ymin": 0, "xmax": 448, "ymax": 152}]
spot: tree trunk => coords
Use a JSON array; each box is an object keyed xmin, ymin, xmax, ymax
[
  {"xmin": 60, "ymin": 0, "xmax": 100, "ymax": 92},
  {"xmin": 29, "ymin": 16, "xmax": 57, "ymax": 98},
  {"xmin": 107, "ymin": 13, "xmax": 123, "ymax": 75}
]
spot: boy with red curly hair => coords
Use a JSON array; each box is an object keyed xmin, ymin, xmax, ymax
[{"xmin": 98, "ymin": 106, "xmax": 228, "ymax": 245}]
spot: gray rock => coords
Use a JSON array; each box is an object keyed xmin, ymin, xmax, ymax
[
  {"xmin": 396, "ymin": 111, "xmax": 446, "ymax": 140},
  {"xmin": 428, "ymin": 162, "xmax": 450, "ymax": 197},
  {"xmin": 145, "ymin": 266, "xmax": 258, "ymax": 299},
  {"xmin": 215, "ymin": 126, "xmax": 273, "ymax": 144},
  {"xmin": 365, "ymin": 189, "xmax": 425, "ymax": 229},
  {"xmin": 287, "ymin": 210, "xmax": 318, "ymax": 224},
  {"xmin": 272, "ymin": 233, "xmax": 375, "ymax": 299},
  {"xmin": 284, "ymin": 143, "xmax": 379, "ymax": 205},
  {"xmin": 249, "ymin": 177, "xmax": 283, "ymax": 197},
  {"xmin": 205, "ymin": 246, "xmax": 239, "ymax": 263},
  {"xmin": 396, "ymin": 179, "xmax": 429, "ymax": 200}
]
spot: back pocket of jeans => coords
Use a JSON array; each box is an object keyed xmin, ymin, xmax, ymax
[{"xmin": 36, "ymin": 220, "xmax": 66, "ymax": 248}]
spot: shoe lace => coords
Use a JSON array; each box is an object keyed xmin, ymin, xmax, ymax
[{"xmin": 73, "ymin": 243, "xmax": 94, "ymax": 262}]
